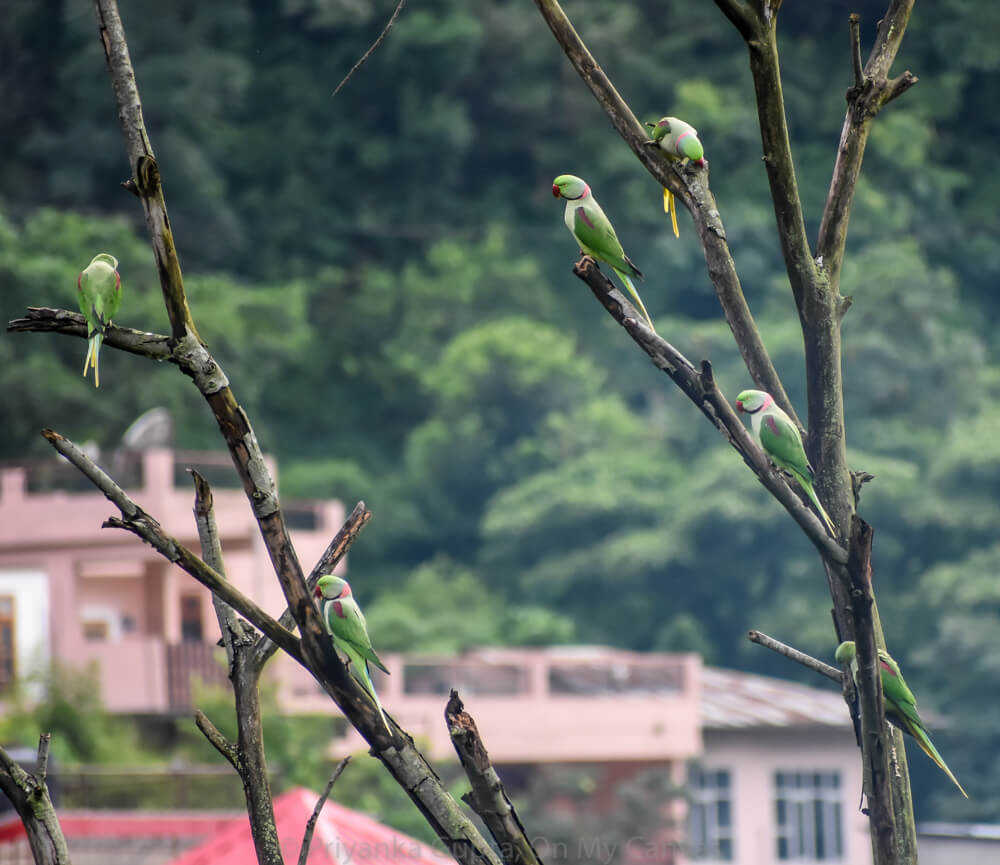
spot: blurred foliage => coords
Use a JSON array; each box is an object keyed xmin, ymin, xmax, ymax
[
  {"xmin": 518, "ymin": 764, "xmax": 684, "ymax": 865},
  {"xmin": 1, "ymin": 0, "xmax": 997, "ymax": 825},
  {"xmin": 0, "ymin": 663, "xmax": 160, "ymax": 765}
]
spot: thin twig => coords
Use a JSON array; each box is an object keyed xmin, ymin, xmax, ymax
[
  {"xmin": 35, "ymin": 735, "xmax": 51, "ymax": 786},
  {"xmin": 195, "ymin": 711, "xmax": 239, "ymax": 770},
  {"xmin": 849, "ymin": 14, "xmax": 864, "ymax": 88},
  {"xmin": 747, "ymin": 630, "xmax": 841, "ymax": 682},
  {"xmin": 191, "ymin": 469, "xmax": 239, "ymax": 669},
  {"xmin": 299, "ymin": 757, "xmax": 352, "ymax": 865},
  {"xmin": 332, "ymin": 0, "xmax": 407, "ymax": 97}
]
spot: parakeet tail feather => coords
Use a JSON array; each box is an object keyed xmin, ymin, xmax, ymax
[
  {"xmin": 909, "ymin": 722, "xmax": 968, "ymax": 798},
  {"xmin": 83, "ymin": 334, "xmax": 102, "ymax": 388},
  {"xmin": 793, "ymin": 470, "xmax": 835, "ymax": 535},
  {"xmin": 667, "ymin": 189, "xmax": 679, "ymax": 238},
  {"xmin": 613, "ymin": 268, "xmax": 656, "ymax": 333},
  {"xmin": 357, "ymin": 661, "xmax": 392, "ymax": 734}
]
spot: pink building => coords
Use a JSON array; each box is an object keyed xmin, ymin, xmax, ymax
[
  {"xmin": 291, "ymin": 647, "xmax": 873, "ymax": 865},
  {"xmin": 0, "ymin": 446, "xmax": 344, "ymax": 712},
  {"xmin": 0, "ymin": 448, "xmax": 876, "ymax": 864}
]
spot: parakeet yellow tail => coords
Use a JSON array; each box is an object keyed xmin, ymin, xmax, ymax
[
  {"xmin": 612, "ymin": 267, "xmax": 656, "ymax": 332},
  {"xmin": 663, "ymin": 188, "xmax": 679, "ymax": 238},
  {"xmin": 83, "ymin": 333, "xmax": 102, "ymax": 388},
  {"xmin": 905, "ymin": 718, "xmax": 968, "ymax": 798}
]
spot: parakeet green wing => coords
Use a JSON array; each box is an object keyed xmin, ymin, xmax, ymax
[
  {"xmin": 572, "ymin": 207, "xmax": 639, "ymax": 278},
  {"xmin": 757, "ymin": 411, "xmax": 811, "ymax": 476},
  {"xmin": 324, "ymin": 599, "xmax": 389, "ymax": 674}
]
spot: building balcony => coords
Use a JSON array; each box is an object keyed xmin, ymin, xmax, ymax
[
  {"xmin": 76, "ymin": 638, "xmax": 229, "ymax": 715},
  {"xmin": 281, "ymin": 647, "xmax": 704, "ymax": 764}
]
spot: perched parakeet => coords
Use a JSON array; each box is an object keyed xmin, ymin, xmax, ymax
[
  {"xmin": 735, "ymin": 389, "xmax": 835, "ymax": 534},
  {"xmin": 552, "ymin": 174, "xmax": 655, "ymax": 331},
  {"xmin": 645, "ymin": 117, "xmax": 706, "ymax": 238},
  {"xmin": 835, "ymin": 641, "xmax": 967, "ymax": 798},
  {"xmin": 76, "ymin": 253, "xmax": 122, "ymax": 388},
  {"xmin": 315, "ymin": 574, "xmax": 391, "ymax": 733}
]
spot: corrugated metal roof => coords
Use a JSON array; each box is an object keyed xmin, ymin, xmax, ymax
[{"xmin": 701, "ymin": 667, "xmax": 849, "ymax": 730}]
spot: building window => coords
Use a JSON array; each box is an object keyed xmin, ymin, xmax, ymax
[
  {"xmin": 0, "ymin": 596, "xmax": 15, "ymax": 690},
  {"xmin": 83, "ymin": 620, "xmax": 109, "ymax": 641},
  {"xmin": 180, "ymin": 595, "xmax": 204, "ymax": 643},
  {"xmin": 775, "ymin": 770, "xmax": 843, "ymax": 861},
  {"xmin": 688, "ymin": 766, "xmax": 733, "ymax": 861}
]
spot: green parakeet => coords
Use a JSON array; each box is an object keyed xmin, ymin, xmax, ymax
[
  {"xmin": 76, "ymin": 253, "xmax": 122, "ymax": 388},
  {"xmin": 552, "ymin": 174, "xmax": 655, "ymax": 331},
  {"xmin": 314, "ymin": 574, "xmax": 391, "ymax": 733},
  {"xmin": 735, "ymin": 389, "xmax": 835, "ymax": 534},
  {"xmin": 835, "ymin": 641, "xmax": 967, "ymax": 798},
  {"xmin": 645, "ymin": 117, "xmax": 705, "ymax": 238}
]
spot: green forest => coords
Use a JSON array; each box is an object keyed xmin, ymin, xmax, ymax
[{"xmin": 2, "ymin": 0, "xmax": 999, "ymax": 824}]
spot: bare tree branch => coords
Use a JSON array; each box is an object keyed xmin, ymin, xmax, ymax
[
  {"xmin": 740, "ymin": 11, "xmax": 818, "ymax": 317},
  {"xmin": 714, "ymin": 1, "xmax": 857, "ymax": 558},
  {"xmin": 446, "ymin": 692, "xmax": 543, "ymax": 865},
  {"xmin": 849, "ymin": 15, "xmax": 864, "ymax": 88},
  {"xmin": 191, "ymin": 469, "xmax": 240, "ymax": 672},
  {"xmin": 747, "ymin": 630, "xmax": 841, "ymax": 682},
  {"xmin": 0, "ymin": 7, "xmax": 514, "ymax": 861},
  {"xmin": 572, "ymin": 258, "xmax": 848, "ymax": 566},
  {"xmin": 843, "ymin": 518, "xmax": 906, "ymax": 863},
  {"xmin": 7, "ymin": 308, "xmax": 173, "ymax": 361},
  {"xmin": 36, "ymin": 734, "xmax": 52, "ymax": 785},
  {"xmin": 847, "ymin": 515, "xmax": 917, "ymax": 862},
  {"xmin": 192, "ymin": 471, "xmax": 284, "ymax": 865},
  {"xmin": 93, "ymin": 0, "xmax": 199, "ymax": 341},
  {"xmin": 195, "ymin": 711, "xmax": 239, "ymax": 770},
  {"xmin": 0, "ymin": 738, "xmax": 71, "ymax": 865},
  {"xmin": 298, "ymin": 758, "xmax": 351, "ymax": 865},
  {"xmin": 532, "ymin": 0, "xmax": 800, "ymax": 428},
  {"xmin": 816, "ymin": 1, "xmax": 917, "ymax": 291},
  {"xmin": 332, "ymin": 0, "xmax": 407, "ymax": 97}
]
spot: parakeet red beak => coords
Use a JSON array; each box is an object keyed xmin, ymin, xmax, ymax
[
  {"xmin": 313, "ymin": 585, "xmax": 322, "ymax": 598},
  {"xmin": 736, "ymin": 400, "xmax": 744, "ymax": 413},
  {"xmin": 695, "ymin": 158, "xmax": 706, "ymax": 168},
  {"xmin": 552, "ymin": 184, "xmax": 561, "ymax": 198}
]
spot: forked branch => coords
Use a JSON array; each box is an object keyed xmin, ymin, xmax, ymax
[
  {"xmin": 0, "ymin": 736, "xmax": 70, "ymax": 865},
  {"xmin": 532, "ymin": 0, "xmax": 799, "ymax": 428},
  {"xmin": 573, "ymin": 257, "xmax": 847, "ymax": 567}
]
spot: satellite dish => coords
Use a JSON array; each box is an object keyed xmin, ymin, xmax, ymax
[{"xmin": 121, "ymin": 407, "xmax": 174, "ymax": 449}]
